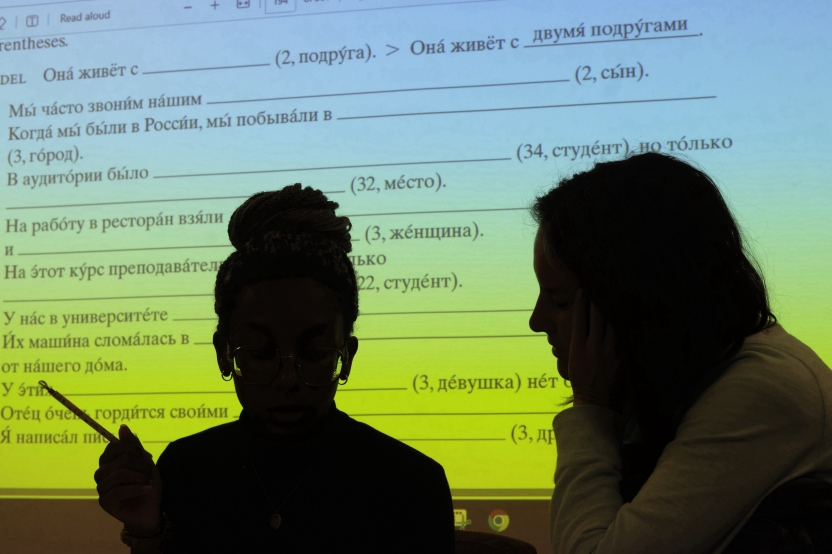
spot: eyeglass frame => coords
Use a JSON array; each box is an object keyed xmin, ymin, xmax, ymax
[{"xmin": 225, "ymin": 342, "xmax": 351, "ymax": 387}]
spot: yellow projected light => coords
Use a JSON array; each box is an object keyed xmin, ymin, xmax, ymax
[{"xmin": 1, "ymin": 0, "xmax": 830, "ymax": 503}]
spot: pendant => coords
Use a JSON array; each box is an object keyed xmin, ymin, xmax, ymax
[{"xmin": 270, "ymin": 513, "xmax": 281, "ymax": 529}]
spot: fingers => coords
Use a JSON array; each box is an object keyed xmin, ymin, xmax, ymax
[
  {"xmin": 570, "ymin": 289, "xmax": 587, "ymax": 351},
  {"xmin": 588, "ymin": 297, "xmax": 604, "ymax": 347},
  {"xmin": 99, "ymin": 426, "xmax": 149, "ymax": 466},
  {"xmin": 95, "ymin": 452, "xmax": 154, "ymax": 484},
  {"xmin": 572, "ymin": 290, "xmax": 617, "ymax": 357},
  {"xmin": 97, "ymin": 467, "xmax": 152, "ymax": 497},
  {"xmin": 118, "ymin": 424, "xmax": 142, "ymax": 446},
  {"xmin": 99, "ymin": 440, "xmax": 145, "ymax": 466},
  {"xmin": 99, "ymin": 483, "xmax": 153, "ymax": 509}
]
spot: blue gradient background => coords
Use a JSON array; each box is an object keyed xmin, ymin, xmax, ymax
[{"xmin": 0, "ymin": 0, "xmax": 829, "ymax": 497}]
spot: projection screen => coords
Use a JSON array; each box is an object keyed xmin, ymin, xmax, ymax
[{"xmin": 1, "ymin": 0, "xmax": 830, "ymax": 546}]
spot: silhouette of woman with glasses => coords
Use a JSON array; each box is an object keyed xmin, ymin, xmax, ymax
[{"xmin": 94, "ymin": 184, "xmax": 455, "ymax": 553}]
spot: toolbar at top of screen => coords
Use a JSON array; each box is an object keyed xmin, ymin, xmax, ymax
[{"xmin": 0, "ymin": 0, "xmax": 483, "ymax": 37}]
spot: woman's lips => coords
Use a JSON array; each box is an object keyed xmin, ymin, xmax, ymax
[{"xmin": 268, "ymin": 406, "xmax": 309, "ymax": 422}]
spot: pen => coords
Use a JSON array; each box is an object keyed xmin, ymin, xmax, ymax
[{"xmin": 38, "ymin": 380, "xmax": 119, "ymax": 443}]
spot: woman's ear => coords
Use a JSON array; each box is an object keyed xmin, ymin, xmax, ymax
[{"xmin": 213, "ymin": 331, "xmax": 231, "ymax": 377}]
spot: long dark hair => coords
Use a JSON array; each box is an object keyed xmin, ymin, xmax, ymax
[{"xmin": 532, "ymin": 152, "xmax": 776, "ymax": 499}]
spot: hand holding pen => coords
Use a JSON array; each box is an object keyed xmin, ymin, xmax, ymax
[{"xmin": 39, "ymin": 381, "xmax": 163, "ymax": 536}]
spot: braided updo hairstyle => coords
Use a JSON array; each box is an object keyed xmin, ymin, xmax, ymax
[{"xmin": 214, "ymin": 184, "xmax": 358, "ymax": 338}]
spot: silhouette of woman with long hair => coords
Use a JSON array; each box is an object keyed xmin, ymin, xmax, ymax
[{"xmin": 530, "ymin": 153, "xmax": 832, "ymax": 553}]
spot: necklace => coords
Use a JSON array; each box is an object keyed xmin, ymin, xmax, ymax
[{"xmin": 246, "ymin": 460, "xmax": 314, "ymax": 529}]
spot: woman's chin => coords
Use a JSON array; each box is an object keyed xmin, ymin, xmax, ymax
[
  {"xmin": 267, "ymin": 411, "xmax": 315, "ymax": 431},
  {"xmin": 248, "ymin": 409, "xmax": 319, "ymax": 439}
]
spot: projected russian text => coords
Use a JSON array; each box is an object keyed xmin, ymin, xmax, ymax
[{"xmin": 1, "ymin": 0, "xmax": 830, "ymax": 498}]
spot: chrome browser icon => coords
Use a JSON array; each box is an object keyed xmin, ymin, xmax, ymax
[{"xmin": 487, "ymin": 509, "xmax": 509, "ymax": 532}]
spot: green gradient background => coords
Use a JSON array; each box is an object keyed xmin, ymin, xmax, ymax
[{"xmin": 1, "ymin": 0, "xmax": 830, "ymax": 497}]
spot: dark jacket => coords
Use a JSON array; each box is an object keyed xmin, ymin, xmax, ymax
[{"xmin": 157, "ymin": 403, "xmax": 454, "ymax": 553}]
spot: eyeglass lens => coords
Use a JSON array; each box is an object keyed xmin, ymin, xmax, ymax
[{"xmin": 233, "ymin": 347, "xmax": 343, "ymax": 386}]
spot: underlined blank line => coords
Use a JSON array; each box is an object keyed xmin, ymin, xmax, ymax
[
  {"xmin": 361, "ymin": 334, "xmax": 540, "ymax": 340},
  {"xmin": 5, "ymin": 193, "xmax": 343, "ymax": 211},
  {"xmin": 173, "ymin": 317, "xmax": 217, "ymax": 321},
  {"xmin": 18, "ymin": 245, "xmax": 231, "ymax": 256},
  {"xmin": 361, "ymin": 309, "xmax": 531, "ymax": 316},
  {"xmin": 173, "ymin": 309, "xmax": 531, "ymax": 322},
  {"xmin": 145, "ymin": 436, "xmax": 507, "ymax": 444},
  {"xmin": 143, "ymin": 63, "xmax": 269, "ymax": 75},
  {"xmin": 352, "ymin": 412, "xmax": 558, "ymax": 417},
  {"xmin": 3, "ymin": 294, "xmax": 212, "ymax": 303},
  {"xmin": 65, "ymin": 388, "xmax": 405, "ymax": 397},
  {"xmin": 400, "ymin": 438, "xmax": 506, "ymax": 441},
  {"xmin": 346, "ymin": 207, "xmax": 524, "ymax": 217},
  {"xmin": 193, "ymin": 335, "xmax": 541, "ymax": 343},
  {"xmin": 207, "ymin": 78, "xmax": 570, "ymax": 105},
  {"xmin": 153, "ymin": 158, "xmax": 510, "ymax": 180},
  {"xmin": 338, "ymin": 96, "xmax": 717, "ymax": 120},
  {"xmin": 66, "ymin": 391, "xmax": 235, "ymax": 397}
]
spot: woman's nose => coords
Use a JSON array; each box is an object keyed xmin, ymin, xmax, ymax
[
  {"xmin": 271, "ymin": 355, "xmax": 300, "ymax": 388},
  {"xmin": 529, "ymin": 297, "xmax": 546, "ymax": 333}
]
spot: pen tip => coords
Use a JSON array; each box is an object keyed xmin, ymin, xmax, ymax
[{"xmin": 38, "ymin": 380, "xmax": 49, "ymax": 389}]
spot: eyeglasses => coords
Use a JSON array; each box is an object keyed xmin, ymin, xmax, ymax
[{"xmin": 227, "ymin": 345, "xmax": 348, "ymax": 387}]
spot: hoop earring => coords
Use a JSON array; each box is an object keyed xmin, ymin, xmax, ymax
[{"xmin": 221, "ymin": 371, "xmax": 233, "ymax": 382}]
